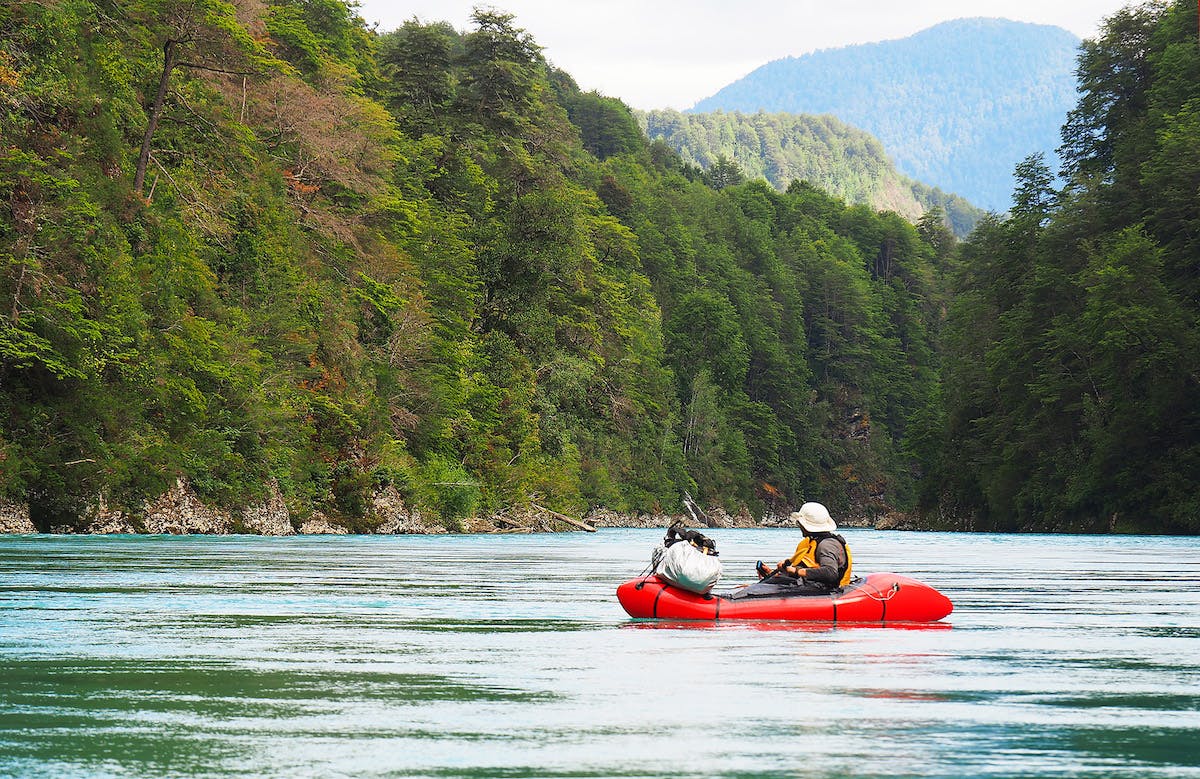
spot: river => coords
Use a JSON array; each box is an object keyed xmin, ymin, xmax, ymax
[{"xmin": 1, "ymin": 529, "xmax": 1198, "ymax": 778}]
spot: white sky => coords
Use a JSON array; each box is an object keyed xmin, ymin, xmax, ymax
[{"xmin": 355, "ymin": 0, "xmax": 1136, "ymax": 109}]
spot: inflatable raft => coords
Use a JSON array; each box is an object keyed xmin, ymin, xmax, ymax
[{"xmin": 617, "ymin": 572, "xmax": 953, "ymax": 623}]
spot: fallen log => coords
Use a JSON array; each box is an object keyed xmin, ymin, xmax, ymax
[
  {"xmin": 531, "ymin": 503, "xmax": 596, "ymax": 533},
  {"xmin": 494, "ymin": 515, "xmax": 531, "ymax": 531}
]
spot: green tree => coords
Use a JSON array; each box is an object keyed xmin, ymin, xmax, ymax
[
  {"xmin": 457, "ymin": 9, "xmax": 542, "ymax": 137},
  {"xmin": 378, "ymin": 20, "xmax": 458, "ymax": 132},
  {"xmin": 124, "ymin": 0, "xmax": 264, "ymax": 193},
  {"xmin": 703, "ymin": 155, "xmax": 745, "ymax": 190}
]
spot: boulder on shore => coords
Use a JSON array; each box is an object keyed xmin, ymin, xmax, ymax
[
  {"xmin": 79, "ymin": 512, "xmax": 138, "ymax": 535},
  {"xmin": 298, "ymin": 513, "xmax": 348, "ymax": 535},
  {"xmin": 241, "ymin": 479, "xmax": 293, "ymax": 536},
  {"xmin": 0, "ymin": 499, "xmax": 35, "ymax": 533},
  {"xmin": 70, "ymin": 494, "xmax": 137, "ymax": 534},
  {"xmin": 584, "ymin": 509, "xmax": 664, "ymax": 529},
  {"xmin": 142, "ymin": 479, "xmax": 234, "ymax": 535},
  {"xmin": 873, "ymin": 512, "xmax": 921, "ymax": 531},
  {"xmin": 370, "ymin": 486, "xmax": 445, "ymax": 534}
]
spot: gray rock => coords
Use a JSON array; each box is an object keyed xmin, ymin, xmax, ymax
[
  {"xmin": 0, "ymin": 499, "xmax": 35, "ymax": 533},
  {"xmin": 372, "ymin": 487, "xmax": 445, "ymax": 534},
  {"xmin": 85, "ymin": 513, "xmax": 139, "ymax": 534},
  {"xmin": 241, "ymin": 479, "xmax": 293, "ymax": 536},
  {"xmin": 873, "ymin": 512, "xmax": 921, "ymax": 531},
  {"xmin": 142, "ymin": 478, "xmax": 234, "ymax": 535},
  {"xmin": 838, "ymin": 513, "xmax": 878, "ymax": 529},
  {"xmin": 298, "ymin": 513, "xmax": 348, "ymax": 535},
  {"xmin": 761, "ymin": 512, "xmax": 803, "ymax": 529},
  {"xmin": 696, "ymin": 505, "xmax": 758, "ymax": 528},
  {"xmin": 584, "ymin": 509, "xmax": 686, "ymax": 529},
  {"xmin": 76, "ymin": 494, "xmax": 137, "ymax": 534}
]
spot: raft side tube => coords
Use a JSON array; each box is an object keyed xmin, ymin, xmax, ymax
[{"xmin": 617, "ymin": 573, "xmax": 952, "ymax": 622}]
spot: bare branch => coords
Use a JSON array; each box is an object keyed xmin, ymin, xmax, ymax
[{"xmin": 176, "ymin": 61, "xmax": 259, "ymax": 76}]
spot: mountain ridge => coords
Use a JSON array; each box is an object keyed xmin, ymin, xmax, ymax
[{"xmin": 691, "ymin": 18, "xmax": 1081, "ymax": 210}]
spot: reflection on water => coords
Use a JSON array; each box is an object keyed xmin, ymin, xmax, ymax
[{"xmin": 1, "ymin": 530, "xmax": 1199, "ymax": 778}]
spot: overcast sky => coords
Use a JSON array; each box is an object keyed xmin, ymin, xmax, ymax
[{"xmin": 355, "ymin": 0, "xmax": 1135, "ymax": 109}]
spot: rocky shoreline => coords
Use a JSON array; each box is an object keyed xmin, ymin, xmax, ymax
[{"xmin": 0, "ymin": 479, "xmax": 926, "ymax": 535}]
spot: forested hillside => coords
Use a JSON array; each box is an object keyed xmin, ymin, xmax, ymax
[
  {"xmin": 640, "ymin": 109, "xmax": 983, "ymax": 237},
  {"xmin": 0, "ymin": 0, "xmax": 947, "ymax": 530},
  {"xmin": 1, "ymin": 1, "xmax": 1195, "ymax": 535},
  {"xmin": 929, "ymin": 1, "xmax": 1200, "ymax": 533},
  {"xmin": 692, "ymin": 18, "xmax": 1080, "ymax": 211}
]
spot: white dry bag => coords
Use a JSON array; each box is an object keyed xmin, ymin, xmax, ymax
[{"xmin": 659, "ymin": 540, "xmax": 722, "ymax": 595}]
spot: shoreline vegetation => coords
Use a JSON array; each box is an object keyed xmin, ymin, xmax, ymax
[{"xmin": 0, "ymin": 479, "xmax": 929, "ymax": 536}]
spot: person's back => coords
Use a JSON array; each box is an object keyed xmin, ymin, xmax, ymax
[
  {"xmin": 750, "ymin": 502, "xmax": 853, "ymax": 589},
  {"xmin": 787, "ymin": 531, "xmax": 851, "ymax": 587}
]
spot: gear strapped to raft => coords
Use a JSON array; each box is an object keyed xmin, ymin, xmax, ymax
[
  {"xmin": 639, "ymin": 520, "xmax": 723, "ymax": 595},
  {"xmin": 663, "ymin": 521, "xmax": 718, "ymax": 556}
]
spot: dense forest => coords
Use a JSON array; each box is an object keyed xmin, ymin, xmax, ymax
[
  {"xmin": 0, "ymin": 0, "xmax": 1196, "ymax": 534},
  {"xmin": 692, "ymin": 18, "xmax": 1080, "ymax": 211},
  {"xmin": 931, "ymin": 1, "xmax": 1200, "ymax": 533},
  {"xmin": 0, "ymin": 0, "xmax": 948, "ymax": 530},
  {"xmin": 639, "ymin": 109, "xmax": 983, "ymax": 237}
]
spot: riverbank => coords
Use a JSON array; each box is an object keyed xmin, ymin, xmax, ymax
[{"xmin": 0, "ymin": 478, "xmax": 926, "ymax": 535}]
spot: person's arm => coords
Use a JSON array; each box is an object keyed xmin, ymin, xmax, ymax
[{"xmin": 781, "ymin": 539, "xmax": 844, "ymax": 585}]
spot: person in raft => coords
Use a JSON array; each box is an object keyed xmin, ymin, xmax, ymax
[{"xmin": 734, "ymin": 502, "xmax": 853, "ymax": 599}]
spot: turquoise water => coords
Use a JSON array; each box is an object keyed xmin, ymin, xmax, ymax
[{"xmin": 1, "ymin": 529, "xmax": 1198, "ymax": 778}]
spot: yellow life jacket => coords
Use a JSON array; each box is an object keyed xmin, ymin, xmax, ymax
[{"xmin": 789, "ymin": 534, "xmax": 853, "ymax": 586}]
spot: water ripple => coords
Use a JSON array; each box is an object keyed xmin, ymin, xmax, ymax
[{"xmin": 1, "ymin": 530, "xmax": 1198, "ymax": 778}]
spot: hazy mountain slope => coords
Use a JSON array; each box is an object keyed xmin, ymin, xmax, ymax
[
  {"xmin": 641, "ymin": 109, "xmax": 984, "ymax": 237},
  {"xmin": 692, "ymin": 18, "xmax": 1080, "ymax": 211}
]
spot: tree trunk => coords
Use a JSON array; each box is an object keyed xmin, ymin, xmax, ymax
[
  {"xmin": 530, "ymin": 503, "xmax": 596, "ymax": 532},
  {"xmin": 9, "ymin": 260, "xmax": 26, "ymax": 324},
  {"xmin": 134, "ymin": 38, "xmax": 178, "ymax": 195}
]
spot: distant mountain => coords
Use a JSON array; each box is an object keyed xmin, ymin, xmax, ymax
[
  {"xmin": 640, "ymin": 109, "xmax": 984, "ymax": 237},
  {"xmin": 691, "ymin": 18, "xmax": 1080, "ymax": 211}
]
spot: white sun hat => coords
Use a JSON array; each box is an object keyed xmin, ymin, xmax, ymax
[{"xmin": 790, "ymin": 502, "xmax": 837, "ymax": 533}]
